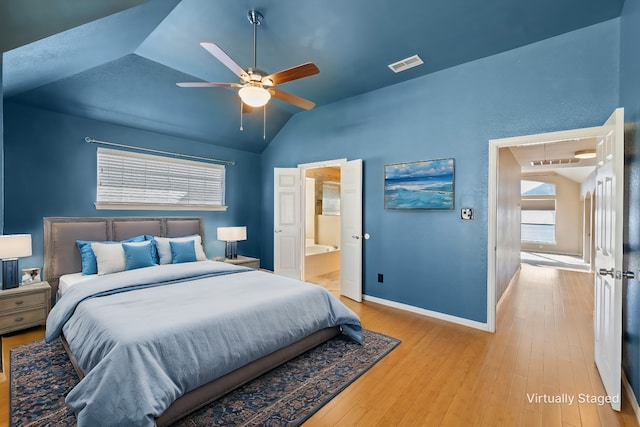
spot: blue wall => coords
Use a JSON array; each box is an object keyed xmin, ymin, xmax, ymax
[
  {"xmin": 261, "ymin": 19, "xmax": 620, "ymax": 324},
  {"xmin": 620, "ymin": 0, "xmax": 640, "ymax": 403},
  {"xmin": 2, "ymin": 102, "xmax": 262, "ymax": 271},
  {"xmin": 0, "ymin": 68, "xmax": 4, "ymax": 233}
]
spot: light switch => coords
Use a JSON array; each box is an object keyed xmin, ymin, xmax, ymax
[{"xmin": 461, "ymin": 208, "xmax": 474, "ymax": 220}]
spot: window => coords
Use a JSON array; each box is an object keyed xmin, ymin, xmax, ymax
[
  {"xmin": 521, "ymin": 180, "xmax": 556, "ymax": 243},
  {"xmin": 96, "ymin": 148, "xmax": 227, "ymax": 211}
]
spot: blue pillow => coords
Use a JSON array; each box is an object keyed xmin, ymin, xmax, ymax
[
  {"xmin": 170, "ymin": 240, "xmax": 197, "ymax": 264},
  {"xmin": 123, "ymin": 241, "xmax": 156, "ymax": 270},
  {"xmin": 143, "ymin": 235, "xmax": 160, "ymax": 264},
  {"xmin": 77, "ymin": 235, "xmax": 145, "ymax": 275}
]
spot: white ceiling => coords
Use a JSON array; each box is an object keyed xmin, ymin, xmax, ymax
[{"xmin": 508, "ymin": 137, "xmax": 597, "ymax": 183}]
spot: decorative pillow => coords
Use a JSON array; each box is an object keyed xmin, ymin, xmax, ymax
[
  {"xmin": 143, "ymin": 235, "xmax": 160, "ymax": 264},
  {"xmin": 77, "ymin": 235, "xmax": 145, "ymax": 275},
  {"xmin": 154, "ymin": 235, "xmax": 207, "ymax": 265},
  {"xmin": 123, "ymin": 241, "xmax": 156, "ymax": 270},
  {"xmin": 170, "ymin": 240, "xmax": 197, "ymax": 264},
  {"xmin": 91, "ymin": 242, "xmax": 127, "ymax": 276}
]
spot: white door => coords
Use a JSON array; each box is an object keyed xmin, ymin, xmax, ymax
[
  {"xmin": 340, "ymin": 159, "xmax": 363, "ymax": 301},
  {"xmin": 274, "ymin": 168, "xmax": 301, "ymax": 279},
  {"xmin": 594, "ymin": 107, "xmax": 624, "ymax": 411}
]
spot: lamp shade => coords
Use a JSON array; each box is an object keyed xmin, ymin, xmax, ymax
[
  {"xmin": 0, "ymin": 234, "xmax": 32, "ymax": 259},
  {"xmin": 238, "ymin": 86, "xmax": 271, "ymax": 107},
  {"xmin": 217, "ymin": 226, "xmax": 247, "ymax": 242}
]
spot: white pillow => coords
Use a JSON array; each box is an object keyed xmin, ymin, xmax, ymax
[
  {"xmin": 91, "ymin": 242, "xmax": 126, "ymax": 276},
  {"xmin": 153, "ymin": 235, "xmax": 207, "ymax": 265},
  {"xmin": 92, "ymin": 241, "xmax": 150, "ymax": 275}
]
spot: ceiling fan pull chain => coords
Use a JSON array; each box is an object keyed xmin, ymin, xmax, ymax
[
  {"xmin": 240, "ymin": 101, "xmax": 244, "ymax": 131},
  {"xmin": 263, "ymin": 105, "xmax": 266, "ymax": 140}
]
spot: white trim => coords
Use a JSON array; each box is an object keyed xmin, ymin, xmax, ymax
[
  {"xmin": 295, "ymin": 158, "xmax": 348, "ymax": 288},
  {"xmin": 298, "ymin": 158, "xmax": 347, "ymax": 169},
  {"xmin": 623, "ymin": 370, "xmax": 640, "ymax": 425},
  {"xmin": 363, "ymin": 295, "xmax": 490, "ymax": 332},
  {"xmin": 95, "ymin": 203, "xmax": 228, "ymax": 211},
  {"xmin": 487, "ymin": 125, "xmax": 604, "ymax": 334}
]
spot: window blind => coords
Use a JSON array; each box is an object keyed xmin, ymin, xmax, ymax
[{"xmin": 96, "ymin": 147, "xmax": 227, "ymax": 211}]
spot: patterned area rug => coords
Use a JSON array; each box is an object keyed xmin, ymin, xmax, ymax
[{"xmin": 11, "ymin": 330, "xmax": 399, "ymax": 426}]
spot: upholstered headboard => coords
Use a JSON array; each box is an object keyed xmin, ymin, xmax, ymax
[{"xmin": 43, "ymin": 217, "xmax": 204, "ymax": 306}]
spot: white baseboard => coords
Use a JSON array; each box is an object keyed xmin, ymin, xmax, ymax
[
  {"xmin": 363, "ymin": 295, "xmax": 490, "ymax": 332},
  {"xmin": 623, "ymin": 370, "xmax": 640, "ymax": 424}
]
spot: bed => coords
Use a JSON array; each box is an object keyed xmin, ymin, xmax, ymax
[{"xmin": 43, "ymin": 217, "xmax": 362, "ymax": 427}]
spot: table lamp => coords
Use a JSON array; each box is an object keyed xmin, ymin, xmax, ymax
[
  {"xmin": 0, "ymin": 234, "xmax": 33, "ymax": 290},
  {"xmin": 217, "ymin": 227, "xmax": 247, "ymax": 260}
]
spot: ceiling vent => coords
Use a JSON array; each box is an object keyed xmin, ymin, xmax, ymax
[
  {"xmin": 530, "ymin": 158, "xmax": 580, "ymax": 166},
  {"xmin": 388, "ymin": 55, "xmax": 424, "ymax": 73}
]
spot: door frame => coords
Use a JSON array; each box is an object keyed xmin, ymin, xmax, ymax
[
  {"xmin": 297, "ymin": 158, "xmax": 347, "ymax": 283},
  {"xmin": 487, "ymin": 125, "xmax": 604, "ymax": 332}
]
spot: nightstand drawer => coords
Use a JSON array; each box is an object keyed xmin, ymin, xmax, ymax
[
  {"xmin": 0, "ymin": 308, "xmax": 47, "ymax": 333},
  {"xmin": 0, "ymin": 292, "xmax": 46, "ymax": 312}
]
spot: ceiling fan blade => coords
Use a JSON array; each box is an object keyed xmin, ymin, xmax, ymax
[
  {"xmin": 177, "ymin": 82, "xmax": 242, "ymax": 88},
  {"xmin": 263, "ymin": 63, "xmax": 319, "ymax": 86},
  {"xmin": 269, "ymin": 88, "xmax": 316, "ymax": 110},
  {"xmin": 200, "ymin": 42, "xmax": 248, "ymax": 80}
]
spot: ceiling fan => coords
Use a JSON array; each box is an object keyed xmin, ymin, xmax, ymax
[{"xmin": 177, "ymin": 10, "xmax": 319, "ymax": 111}]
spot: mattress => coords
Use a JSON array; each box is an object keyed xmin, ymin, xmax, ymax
[{"xmin": 58, "ymin": 272, "xmax": 96, "ymax": 295}]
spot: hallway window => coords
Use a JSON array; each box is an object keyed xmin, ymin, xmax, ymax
[{"xmin": 521, "ymin": 180, "xmax": 556, "ymax": 243}]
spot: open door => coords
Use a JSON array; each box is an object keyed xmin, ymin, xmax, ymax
[
  {"xmin": 340, "ymin": 159, "xmax": 363, "ymax": 301},
  {"xmin": 594, "ymin": 108, "xmax": 624, "ymax": 411},
  {"xmin": 274, "ymin": 168, "xmax": 301, "ymax": 279}
]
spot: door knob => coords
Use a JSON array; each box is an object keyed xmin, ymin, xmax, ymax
[
  {"xmin": 599, "ymin": 268, "xmax": 614, "ymax": 278},
  {"xmin": 274, "ymin": 229, "xmax": 282, "ymax": 233},
  {"xmin": 351, "ymin": 233, "xmax": 370, "ymax": 240},
  {"xmin": 622, "ymin": 271, "xmax": 636, "ymax": 279}
]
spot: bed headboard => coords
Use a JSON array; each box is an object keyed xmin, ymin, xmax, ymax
[{"xmin": 43, "ymin": 217, "xmax": 204, "ymax": 306}]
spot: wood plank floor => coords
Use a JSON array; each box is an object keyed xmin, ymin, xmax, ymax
[{"xmin": 0, "ymin": 263, "xmax": 638, "ymax": 426}]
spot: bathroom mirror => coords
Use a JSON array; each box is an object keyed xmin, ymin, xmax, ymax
[{"xmin": 322, "ymin": 181, "xmax": 340, "ymax": 216}]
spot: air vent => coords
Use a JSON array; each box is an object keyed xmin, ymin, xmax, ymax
[
  {"xmin": 530, "ymin": 158, "xmax": 580, "ymax": 166},
  {"xmin": 388, "ymin": 55, "xmax": 424, "ymax": 73}
]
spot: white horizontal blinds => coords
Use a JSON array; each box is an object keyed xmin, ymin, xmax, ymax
[{"xmin": 97, "ymin": 147, "xmax": 225, "ymax": 207}]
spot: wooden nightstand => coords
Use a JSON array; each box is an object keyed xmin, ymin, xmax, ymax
[
  {"xmin": 223, "ymin": 256, "xmax": 260, "ymax": 270},
  {"xmin": 0, "ymin": 281, "xmax": 51, "ymax": 335},
  {"xmin": 0, "ymin": 281, "xmax": 51, "ymax": 371}
]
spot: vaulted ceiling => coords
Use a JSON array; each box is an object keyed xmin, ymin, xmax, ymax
[{"xmin": 1, "ymin": 0, "xmax": 625, "ymax": 153}]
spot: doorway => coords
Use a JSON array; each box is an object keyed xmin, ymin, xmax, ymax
[
  {"xmin": 303, "ymin": 166, "xmax": 342, "ymax": 292},
  {"xmin": 488, "ymin": 123, "xmax": 605, "ymax": 332},
  {"xmin": 273, "ymin": 158, "xmax": 363, "ymax": 301}
]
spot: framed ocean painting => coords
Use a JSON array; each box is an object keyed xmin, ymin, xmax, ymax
[{"xmin": 384, "ymin": 158, "xmax": 455, "ymax": 210}]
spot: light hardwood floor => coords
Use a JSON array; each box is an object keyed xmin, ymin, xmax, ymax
[{"xmin": 0, "ymin": 264, "xmax": 638, "ymax": 426}]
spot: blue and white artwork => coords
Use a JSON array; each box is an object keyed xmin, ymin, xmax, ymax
[{"xmin": 384, "ymin": 158, "xmax": 455, "ymax": 210}]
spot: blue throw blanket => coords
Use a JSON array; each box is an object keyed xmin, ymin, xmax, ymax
[{"xmin": 46, "ymin": 262, "xmax": 362, "ymax": 427}]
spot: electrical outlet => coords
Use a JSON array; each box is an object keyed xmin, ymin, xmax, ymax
[
  {"xmin": 377, "ymin": 273, "xmax": 384, "ymax": 283},
  {"xmin": 461, "ymin": 208, "xmax": 474, "ymax": 220}
]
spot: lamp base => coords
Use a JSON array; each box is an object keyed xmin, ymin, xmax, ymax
[
  {"xmin": 225, "ymin": 241, "xmax": 238, "ymax": 260},
  {"xmin": 2, "ymin": 259, "xmax": 20, "ymax": 290}
]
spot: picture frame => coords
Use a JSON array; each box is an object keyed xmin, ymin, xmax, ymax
[
  {"xmin": 21, "ymin": 267, "xmax": 41, "ymax": 284},
  {"xmin": 384, "ymin": 158, "xmax": 455, "ymax": 210}
]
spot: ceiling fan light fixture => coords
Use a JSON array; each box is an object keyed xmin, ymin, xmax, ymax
[
  {"xmin": 239, "ymin": 85, "xmax": 271, "ymax": 107},
  {"xmin": 574, "ymin": 149, "xmax": 597, "ymax": 159}
]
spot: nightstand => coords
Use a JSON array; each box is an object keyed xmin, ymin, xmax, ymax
[
  {"xmin": 0, "ymin": 281, "xmax": 51, "ymax": 335},
  {"xmin": 0, "ymin": 281, "xmax": 51, "ymax": 372},
  {"xmin": 223, "ymin": 256, "xmax": 260, "ymax": 270}
]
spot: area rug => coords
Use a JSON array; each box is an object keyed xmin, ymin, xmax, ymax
[{"xmin": 11, "ymin": 330, "xmax": 400, "ymax": 426}]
